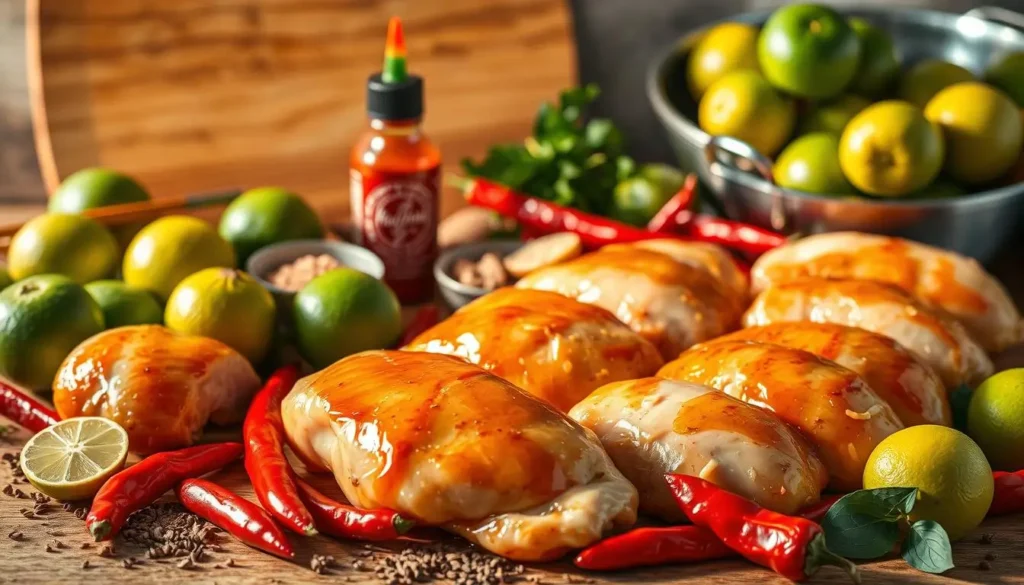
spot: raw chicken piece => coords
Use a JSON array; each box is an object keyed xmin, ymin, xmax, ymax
[
  {"xmin": 53, "ymin": 325, "xmax": 260, "ymax": 454},
  {"xmin": 404, "ymin": 288, "xmax": 664, "ymax": 412},
  {"xmin": 743, "ymin": 278, "xmax": 993, "ymax": 387},
  {"xmin": 717, "ymin": 323, "xmax": 951, "ymax": 426},
  {"xmin": 516, "ymin": 244, "xmax": 744, "ymax": 359},
  {"xmin": 569, "ymin": 377, "xmax": 827, "ymax": 520},
  {"xmin": 750, "ymin": 232, "xmax": 1024, "ymax": 352},
  {"xmin": 281, "ymin": 351, "xmax": 637, "ymax": 561},
  {"xmin": 658, "ymin": 340, "xmax": 904, "ymax": 491},
  {"xmin": 602, "ymin": 239, "xmax": 749, "ymax": 300}
]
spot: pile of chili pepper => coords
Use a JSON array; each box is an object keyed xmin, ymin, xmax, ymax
[
  {"xmin": 461, "ymin": 176, "xmax": 786, "ymax": 257},
  {"xmin": 243, "ymin": 365, "xmax": 415, "ymax": 542},
  {"xmin": 0, "ymin": 380, "xmax": 60, "ymax": 433}
]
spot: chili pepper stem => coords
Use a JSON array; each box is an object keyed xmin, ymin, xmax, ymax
[
  {"xmin": 393, "ymin": 515, "xmax": 416, "ymax": 535},
  {"xmin": 806, "ymin": 534, "xmax": 861, "ymax": 584},
  {"xmin": 89, "ymin": 520, "xmax": 111, "ymax": 542},
  {"xmin": 303, "ymin": 524, "xmax": 319, "ymax": 537}
]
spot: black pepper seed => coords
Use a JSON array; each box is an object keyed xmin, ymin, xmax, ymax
[
  {"xmin": 81, "ymin": 560, "xmax": 91, "ymax": 570},
  {"xmin": 980, "ymin": 533, "xmax": 994, "ymax": 545},
  {"xmin": 978, "ymin": 561, "xmax": 991, "ymax": 570}
]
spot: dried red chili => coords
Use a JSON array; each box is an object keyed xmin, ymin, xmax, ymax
[
  {"xmin": 177, "ymin": 478, "xmax": 294, "ymax": 559},
  {"xmin": 990, "ymin": 470, "xmax": 1024, "ymax": 516},
  {"xmin": 87, "ymin": 442, "xmax": 243, "ymax": 541},
  {"xmin": 243, "ymin": 364, "xmax": 316, "ymax": 536},
  {"xmin": 665, "ymin": 474, "xmax": 859, "ymax": 583},
  {"xmin": 0, "ymin": 380, "xmax": 59, "ymax": 433},
  {"xmin": 295, "ymin": 478, "xmax": 414, "ymax": 541}
]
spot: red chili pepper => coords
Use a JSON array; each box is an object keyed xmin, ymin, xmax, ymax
[
  {"xmin": 87, "ymin": 442, "xmax": 243, "ymax": 541},
  {"xmin": 647, "ymin": 174, "xmax": 698, "ymax": 234},
  {"xmin": 684, "ymin": 214, "xmax": 787, "ymax": 256},
  {"xmin": 295, "ymin": 479, "xmax": 415, "ymax": 541},
  {"xmin": 990, "ymin": 470, "xmax": 1024, "ymax": 516},
  {"xmin": 573, "ymin": 494, "xmax": 846, "ymax": 572},
  {"xmin": 0, "ymin": 380, "xmax": 59, "ymax": 433},
  {"xmin": 665, "ymin": 474, "xmax": 859, "ymax": 583},
  {"xmin": 177, "ymin": 478, "xmax": 294, "ymax": 559},
  {"xmin": 243, "ymin": 364, "xmax": 315, "ymax": 536},
  {"xmin": 399, "ymin": 305, "xmax": 441, "ymax": 347}
]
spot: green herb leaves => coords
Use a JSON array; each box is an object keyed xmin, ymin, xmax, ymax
[{"xmin": 821, "ymin": 488, "xmax": 954, "ymax": 574}]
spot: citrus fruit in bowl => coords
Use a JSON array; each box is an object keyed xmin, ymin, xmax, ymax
[
  {"xmin": 756, "ymin": 3, "xmax": 861, "ymax": 99},
  {"xmin": 218, "ymin": 187, "xmax": 324, "ymax": 265},
  {"xmin": 610, "ymin": 164, "xmax": 687, "ymax": 226},
  {"xmin": 123, "ymin": 215, "xmax": 236, "ymax": 302},
  {"xmin": 799, "ymin": 94, "xmax": 870, "ymax": 136},
  {"xmin": 839, "ymin": 100, "xmax": 945, "ymax": 196},
  {"xmin": 164, "ymin": 268, "xmax": 277, "ymax": 364},
  {"xmin": 84, "ymin": 280, "xmax": 164, "ymax": 328},
  {"xmin": 293, "ymin": 268, "xmax": 402, "ymax": 369},
  {"xmin": 924, "ymin": 81, "xmax": 1023, "ymax": 185},
  {"xmin": 863, "ymin": 425, "xmax": 993, "ymax": 541},
  {"xmin": 0, "ymin": 275, "xmax": 105, "ymax": 390},
  {"xmin": 48, "ymin": 168, "xmax": 150, "ymax": 249},
  {"xmin": 20, "ymin": 417, "xmax": 129, "ymax": 501},
  {"xmin": 7, "ymin": 213, "xmax": 119, "ymax": 284},
  {"xmin": 899, "ymin": 59, "xmax": 975, "ymax": 108},
  {"xmin": 967, "ymin": 368, "xmax": 1024, "ymax": 471},
  {"xmin": 847, "ymin": 18, "xmax": 899, "ymax": 98},
  {"xmin": 984, "ymin": 51, "xmax": 1024, "ymax": 107},
  {"xmin": 774, "ymin": 132, "xmax": 855, "ymax": 195},
  {"xmin": 698, "ymin": 70, "xmax": 795, "ymax": 157},
  {"xmin": 0, "ymin": 263, "xmax": 12, "ymax": 292},
  {"xmin": 686, "ymin": 22, "xmax": 760, "ymax": 100}
]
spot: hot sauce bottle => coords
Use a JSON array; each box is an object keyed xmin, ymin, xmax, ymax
[{"xmin": 350, "ymin": 17, "xmax": 440, "ymax": 304}]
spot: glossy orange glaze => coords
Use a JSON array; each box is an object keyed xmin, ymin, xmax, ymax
[
  {"xmin": 52, "ymin": 325, "xmax": 257, "ymax": 454},
  {"xmin": 933, "ymin": 257, "xmax": 989, "ymax": 313},
  {"xmin": 674, "ymin": 391, "xmax": 799, "ymax": 450},
  {"xmin": 290, "ymin": 351, "xmax": 589, "ymax": 513},
  {"xmin": 658, "ymin": 340, "xmax": 904, "ymax": 490},
  {"xmin": 716, "ymin": 323, "xmax": 952, "ymax": 426},
  {"xmin": 405, "ymin": 289, "xmax": 664, "ymax": 412}
]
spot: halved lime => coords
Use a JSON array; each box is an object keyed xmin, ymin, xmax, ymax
[{"xmin": 20, "ymin": 417, "xmax": 129, "ymax": 501}]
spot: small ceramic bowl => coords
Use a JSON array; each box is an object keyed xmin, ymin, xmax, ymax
[
  {"xmin": 434, "ymin": 240, "xmax": 523, "ymax": 310},
  {"xmin": 246, "ymin": 239, "xmax": 386, "ymax": 305}
]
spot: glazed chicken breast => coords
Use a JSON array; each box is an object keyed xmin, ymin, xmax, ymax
[
  {"xmin": 744, "ymin": 278, "xmax": 993, "ymax": 387},
  {"xmin": 281, "ymin": 351, "xmax": 637, "ymax": 561},
  {"xmin": 716, "ymin": 323, "xmax": 951, "ymax": 427},
  {"xmin": 751, "ymin": 232, "xmax": 1024, "ymax": 352},
  {"xmin": 404, "ymin": 289, "xmax": 664, "ymax": 412},
  {"xmin": 602, "ymin": 239, "xmax": 749, "ymax": 300},
  {"xmin": 516, "ymin": 242, "xmax": 745, "ymax": 359},
  {"xmin": 53, "ymin": 325, "xmax": 260, "ymax": 454},
  {"xmin": 658, "ymin": 340, "xmax": 904, "ymax": 491},
  {"xmin": 569, "ymin": 378, "xmax": 827, "ymax": 520}
]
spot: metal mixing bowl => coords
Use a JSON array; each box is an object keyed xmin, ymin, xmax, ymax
[{"xmin": 647, "ymin": 6, "xmax": 1024, "ymax": 261}]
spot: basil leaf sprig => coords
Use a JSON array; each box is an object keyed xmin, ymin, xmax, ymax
[{"xmin": 821, "ymin": 487, "xmax": 954, "ymax": 574}]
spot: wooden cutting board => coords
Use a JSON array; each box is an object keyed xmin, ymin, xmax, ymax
[{"xmin": 26, "ymin": 0, "xmax": 574, "ymax": 219}]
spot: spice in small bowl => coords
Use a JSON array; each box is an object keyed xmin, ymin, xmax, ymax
[
  {"xmin": 246, "ymin": 240, "xmax": 386, "ymax": 302},
  {"xmin": 267, "ymin": 254, "xmax": 342, "ymax": 293},
  {"xmin": 451, "ymin": 253, "xmax": 510, "ymax": 291}
]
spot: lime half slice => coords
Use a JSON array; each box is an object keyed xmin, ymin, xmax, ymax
[{"xmin": 20, "ymin": 417, "xmax": 129, "ymax": 500}]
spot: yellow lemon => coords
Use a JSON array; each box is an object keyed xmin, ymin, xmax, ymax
[
  {"xmin": 968, "ymin": 369, "xmax": 1024, "ymax": 471},
  {"xmin": 687, "ymin": 22, "xmax": 760, "ymax": 100},
  {"xmin": 20, "ymin": 417, "xmax": 129, "ymax": 501},
  {"xmin": 699, "ymin": 70, "xmax": 795, "ymax": 157},
  {"xmin": 864, "ymin": 425, "xmax": 993, "ymax": 541},
  {"xmin": 8, "ymin": 213, "xmax": 119, "ymax": 284}
]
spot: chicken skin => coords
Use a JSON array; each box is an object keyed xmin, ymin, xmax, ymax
[
  {"xmin": 751, "ymin": 232, "xmax": 1024, "ymax": 352},
  {"xmin": 516, "ymin": 243, "xmax": 744, "ymax": 359},
  {"xmin": 404, "ymin": 289, "xmax": 663, "ymax": 412},
  {"xmin": 716, "ymin": 323, "xmax": 951, "ymax": 427},
  {"xmin": 281, "ymin": 351, "xmax": 637, "ymax": 561},
  {"xmin": 569, "ymin": 378, "xmax": 827, "ymax": 520},
  {"xmin": 53, "ymin": 325, "xmax": 260, "ymax": 454},
  {"xmin": 744, "ymin": 278, "xmax": 993, "ymax": 387},
  {"xmin": 602, "ymin": 239, "xmax": 749, "ymax": 300},
  {"xmin": 659, "ymin": 340, "xmax": 904, "ymax": 491}
]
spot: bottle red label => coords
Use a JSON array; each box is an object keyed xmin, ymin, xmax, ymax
[{"xmin": 350, "ymin": 167, "xmax": 439, "ymax": 303}]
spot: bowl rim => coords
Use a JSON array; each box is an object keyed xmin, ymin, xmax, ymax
[
  {"xmin": 646, "ymin": 6, "xmax": 1024, "ymax": 210},
  {"xmin": 434, "ymin": 240, "xmax": 524, "ymax": 298},
  {"xmin": 245, "ymin": 239, "xmax": 386, "ymax": 296}
]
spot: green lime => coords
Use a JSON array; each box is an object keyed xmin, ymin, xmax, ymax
[
  {"xmin": 967, "ymin": 369, "xmax": 1024, "ymax": 471},
  {"xmin": 774, "ymin": 132, "xmax": 855, "ymax": 194},
  {"xmin": 756, "ymin": 4, "xmax": 861, "ymax": 99},
  {"xmin": 899, "ymin": 59, "xmax": 974, "ymax": 108},
  {"xmin": 8, "ymin": 213, "xmax": 119, "ymax": 284},
  {"xmin": 164, "ymin": 268, "xmax": 276, "ymax": 363},
  {"xmin": 84, "ymin": 280, "xmax": 163, "ymax": 328},
  {"xmin": 293, "ymin": 268, "xmax": 401, "ymax": 369},
  {"xmin": 799, "ymin": 94, "xmax": 871, "ymax": 136},
  {"xmin": 218, "ymin": 187, "xmax": 324, "ymax": 265},
  {"xmin": 123, "ymin": 216, "xmax": 236, "ymax": 302},
  {"xmin": 985, "ymin": 52, "xmax": 1024, "ymax": 107},
  {"xmin": 48, "ymin": 168, "xmax": 151, "ymax": 250},
  {"xmin": 699, "ymin": 70, "xmax": 796, "ymax": 157},
  {"xmin": 848, "ymin": 18, "xmax": 899, "ymax": 98},
  {"xmin": 0, "ymin": 275, "xmax": 105, "ymax": 390},
  {"xmin": 610, "ymin": 164, "xmax": 685, "ymax": 226},
  {"xmin": 686, "ymin": 22, "xmax": 761, "ymax": 100}
]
